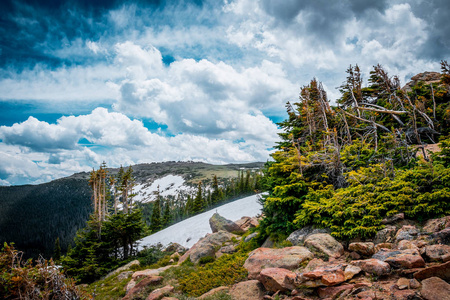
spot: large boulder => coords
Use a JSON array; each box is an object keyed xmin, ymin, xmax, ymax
[
  {"xmin": 304, "ymin": 233, "xmax": 344, "ymax": 259},
  {"xmin": 374, "ymin": 225, "xmax": 397, "ymax": 244},
  {"xmin": 352, "ymin": 259, "xmax": 391, "ymax": 276},
  {"xmin": 105, "ymin": 260, "xmax": 140, "ymax": 279},
  {"xmin": 234, "ymin": 216, "xmax": 259, "ymax": 232},
  {"xmin": 146, "ymin": 285, "xmax": 174, "ymax": 300},
  {"xmin": 286, "ymin": 226, "xmax": 330, "ymax": 246},
  {"xmin": 403, "ymin": 72, "xmax": 441, "ymax": 92},
  {"xmin": 209, "ymin": 213, "xmax": 244, "ymax": 234},
  {"xmin": 198, "ymin": 286, "xmax": 229, "ymax": 299},
  {"xmin": 432, "ymin": 228, "xmax": 450, "ymax": 244},
  {"xmin": 424, "ymin": 244, "xmax": 450, "ymax": 262},
  {"xmin": 414, "ymin": 261, "xmax": 450, "ymax": 281},
  {"xmin": 132, "ymin": 265, "xmax": 176, "ymax": 279},
  {"xmin": 395, "ymin": 225, "xmax": 419, "ymax": 242},
  {"xmin": 229, "ymin": 280, "xmax": 265, "ymax": 300},
  {"xmin": 420, "ymin": 277, "xmax": 450, "ymax": 300},
  {"xmin": 258, "ymin": 267, "xmax": 297, "ymax": 292},
  {"xmin": 372, "ymin": 248, "xmax": 425, "ymax": 269},
  {"xmin": 244, "ymin": 246, "xmax": 313, "ymax": 279},
  {"xmin": 179, "ymin": 230, "xmax": 237, "ymax": 264},
  {"xmin": 423, "ymin": 216, "xmax": 450, "ymax": 233},
  {"xmin": 348, "ymin": 242, "xmax": 376, "ymax": 257}
]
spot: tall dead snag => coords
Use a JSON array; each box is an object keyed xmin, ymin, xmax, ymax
[
  {"xmin": 120, "ymin": 166, "xmax": 135, "ymax": 214},
  {"xmin": 89, "ymin": 163, "xmax": 109, "ymax": 235}
]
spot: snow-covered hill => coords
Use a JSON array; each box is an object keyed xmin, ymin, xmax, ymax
[
  {"xmin": 138, "ymin": 194, "xmax": 263, "ymax": 249},
  {"xmin": 133, "ymin": 175, "xmax": 194, "ymax": 203}
]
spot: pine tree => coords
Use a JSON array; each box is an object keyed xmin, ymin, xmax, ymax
[
  {"xmin": 162, "ymin": 198, "xmax": 171, "ymax": 227},
  {"xmin": 192, "ymin": 181, "xmax": 204, "ymax": 214},
  {"xmin": 53, "ymin": 237, "xmax": 61, "ymax": 262},
  {"xmin": 150, "ymin": 188, "xmax": 162, "ymax": 232}
]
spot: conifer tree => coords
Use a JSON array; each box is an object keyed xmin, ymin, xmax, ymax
[
  {"xmin": 150, "ymin": 188, "xmax": 162, "ymax": 232},
  {"xmin": 53, "ymin": 237, "xmax": 61, "ymax": 262},
  {"xmin": 162, "ymin": 198, "xmax": 171, "ymax": 227},
  {"xmin": 192, "ymin": 181, "xmax": 204, "ymax": 214}
]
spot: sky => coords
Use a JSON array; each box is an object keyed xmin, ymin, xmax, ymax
[{"xmin": 0, "ymin": 0, "xmax": 449, "ymax": 186}]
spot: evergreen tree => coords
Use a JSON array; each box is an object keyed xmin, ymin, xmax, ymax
[
  {"xmin": 192, "ymin": 182, "xmax": 204, "ymax": 214},
  {"xmin": 53, "ymin": 237, "xmax": 61, "ymax": 262},
  {"xmin": 149, "ymin": 189, "xmax": 162, "ymax": 233},
  {"xmin": 162, "ymin": 198, "xmax": 171, "ymax": 227}
]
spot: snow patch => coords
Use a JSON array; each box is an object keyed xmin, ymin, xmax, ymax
[
  {"xmin": 138, "ymin": 194, "xmax": 263, "ymax": 249},
  {"xmin": 133, "ymin": 175, "xmax": 194, "ymax": 203}
]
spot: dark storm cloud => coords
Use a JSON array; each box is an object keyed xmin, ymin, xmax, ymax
[
  {"xmin": 408, "ymin": 0, "xmax": 450, "ymax": 59},
  {"xmin": 260, "ymin": 0, "xmax": 388, "ymax": 43}
]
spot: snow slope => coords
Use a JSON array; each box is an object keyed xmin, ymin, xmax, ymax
[
  {"xmin": 138, "ymin": 194, "xmax": 263, "ymax": 249},
  {"xmin": 133, "ymin": 175, "xmax": 194, "ymax": 203}
]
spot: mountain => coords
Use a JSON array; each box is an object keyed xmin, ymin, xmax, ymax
[{"xmin": 0, "ymin": 161, "xmax": 264, "ymax": 258}]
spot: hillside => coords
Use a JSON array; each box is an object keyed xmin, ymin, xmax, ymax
[{"xmin": 0, "ymin": 161, "xmax": 264, "ymax": 258}]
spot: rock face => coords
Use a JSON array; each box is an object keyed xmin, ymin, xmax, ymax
[
  {"xmin": 420, "ymin": 277, "xmax": 450, "ymax": 300},
  {"xmin": 179, "ymin": 230, "xmax": 237, "ymax": 264},
  {"xmin": 229, "ymin": 280, "xmax": 265, "ymax": 300},
  {"xmin": 286, "ymin": 226, "xmax": 330, "ymax": 246},
  {"xmin": 209, "ymin": 213, "xmax": 244, "ymax": 234},
  {"xmin": 258, "ymin": 268, "xmax": 297, "ymax": 292},
  {"xmin": 304, "ymin": 233, "xmax": 344, "ymax": 259},
  {"xmin": 243, "ymin": 246, "xmax": 314, "ymax": 279},
  {"xmin": 372, "ymin": 248, "xmax": 425, "ymax": 269}
]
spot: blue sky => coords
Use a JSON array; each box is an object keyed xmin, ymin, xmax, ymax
[{"xmin": 0, "ymin": 0, "xmax": 449, "ymax": 185}]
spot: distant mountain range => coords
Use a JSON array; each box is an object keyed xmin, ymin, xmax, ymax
[{"xmin": 0, "ymin": 161, "xmax": 264, "ymax": 258}]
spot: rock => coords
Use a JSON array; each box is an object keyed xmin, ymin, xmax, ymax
[
  {"xmin": 398, "ymin": 240, "xmax": 419, "ymax": 250},
  {"xmin": 344, "ymin": 264, "xmax": 362, "ymax": 281},
  {"xmin": 382, "ymin": 213, "xmax": 405, "ymax": 224},
  {"xmin": 349, "ymin": 242, "xmax": 375, "ymax": 257},
  {"xmin": 178, "ymin": 231, "xmax": 237, "ymax": 264},
  {"xmin": 286, "ymin": 226, "xmax": 330, "ymax": 246},
  {"xmin": 304, "ymin": 233, "xmax": 344, "ymax": 259},
  {"xmin": 302, "ymin": 258, "xmax": 326, "ymax": 272},
  {"xmin": 125, "ymin": 280, "xmax": 136, "ymax": 293},
  {"xmin": 432, "ymin": 228, "xmax": 450, "ymax": 244},
  {"xmin": 216, "ymin": 245, "xmax": 237, "ymax": 258},
  {"xmin": 235, "ymin": 216, "xmax": 259, "ymax": 232},
  {"xmin": 244, "ymin": 247, "xmax": 314, "ymax": 279},
  {"xmin": 317, "ymin": 284, "xmax": 356, "ymax": 299},
  {"xmin": 164, "ymin": 243, "xmax": 186, "ymax": 253},
  {"xmin": 299, "ymin": 263, "xmax": 346, "ymax": 287},
  {"xmin": 352, "ymin": 259, "xmax": 391, "ymax": 276},
  {"xmin": 414, "ymin": 260, "xmax": 450, "ymax": 281},
  {"xmin": 372, "ymin": 248, "xmax": 425, "ymax": 269},
  {"xmin": 397, "ymin": 277, "xmax": 410, "ymax": 290},
  {"xmin": 350, "ymin": 251, "xmax": 361, "ymax": 260},
  {"xmin": 229, "ymin": 280, "xmax": 265, "ymax": 300},
  {"xmin": 244, "ymin": 232, "xmax": 258, "ymax": 242},
  {"xmin": 209, "ymin": 213, "xmax": 244, "ymax": 234},
  {"xmin": 161, "ymin": 298, "xmax": 178, "ymax": 300},
  {"xmin": 424, "ymin": 244, "xmax": 450, "ymax": 262},
  {"xmin": 261, "ymin": 236, "xmax": 275, "ymax": 248},
  {"xmin": 423, "ymin": 216, "xmax": 450, "ymax": 233},
  {"xmin": 374, "ymin": 242, "xmax": 393, "ymax": 253},
  {"xmin": 374, "ymin": 225, "xmax": 397, "ymax": 244},
  {"xmin": 197, "ymin": 286, "xmax": 229, "ymax": 299},
  {"xmin": 146, "ymin": 285, "xmax": 174, "ymax": 300},
  {"xmin": 123, "ymin": 276, "xmax": 163, "ymax": 300},
  {"xmin": 259, "ymin": 267, "xmax": 297, "ymax": 292},
  {"xmin": 420, "ymin": 277, "xmax": 450, "ymax": 300},
  {"xmin": 117, "ymin": 271, "xmax": 133, "ymax": 281},
  {"xmin": 132, "ymin": 265, "xmax": 176, "ymax": 279},
  {"xmin": 403, "ymin": 72, "xmax": 442, "ymax": 92},
  {"xmin": 410, "ymin": 278, "xmax": 421, "ymax": 289},
  {"xmin": 395, "ymin": 225, "xmax": 419, "ymax": 242},
  {"xmin": 392, "ymin": 289, "xmax": 420, "ymax": 300},
  {"xmin": 105, "ymin": 260, "xmax": 140, "ymax": 279}
]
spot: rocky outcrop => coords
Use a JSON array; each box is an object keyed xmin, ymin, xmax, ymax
[
  {"xmin": 414, "ymin": 260, "xmax": 450, "ymax": 281},
  {"xmin": 403, "ymin": 72, "xmax": 441, "ymax": 92},
  {"xmin": 424, "ymin": 244, "xmax": 450, "ymax": 262},
  {"xmin": 304, "ymin": 233, "xmax": 344, "ymax": 259},
  {"xmin": 132, "ymin": 265, "xmax": 176, "ymax": 279},
  {"xmin": 197, "ymin": 286, "xmax": 229, "ymax": 299},
  {"xmin": 122, "ymin": 276, "xmax": 163, "ymax": 300},
  {"xmin": 209, "ymin": 213, "xmax": 244, "ymax": 234},
  {"xmin": 105, "ymin": 260, "xmax": 140, "ymax": 279},
  {"xmin": 146, "ymin": 285, "xmax": 174, "ymax": 300},
  {"xmin": 244, "ymin": 246, "xmax": 314, "ymax": 279},
  {"xmin": 420, "ymin": 277, "xmax": 450, "ymax": 300}
]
